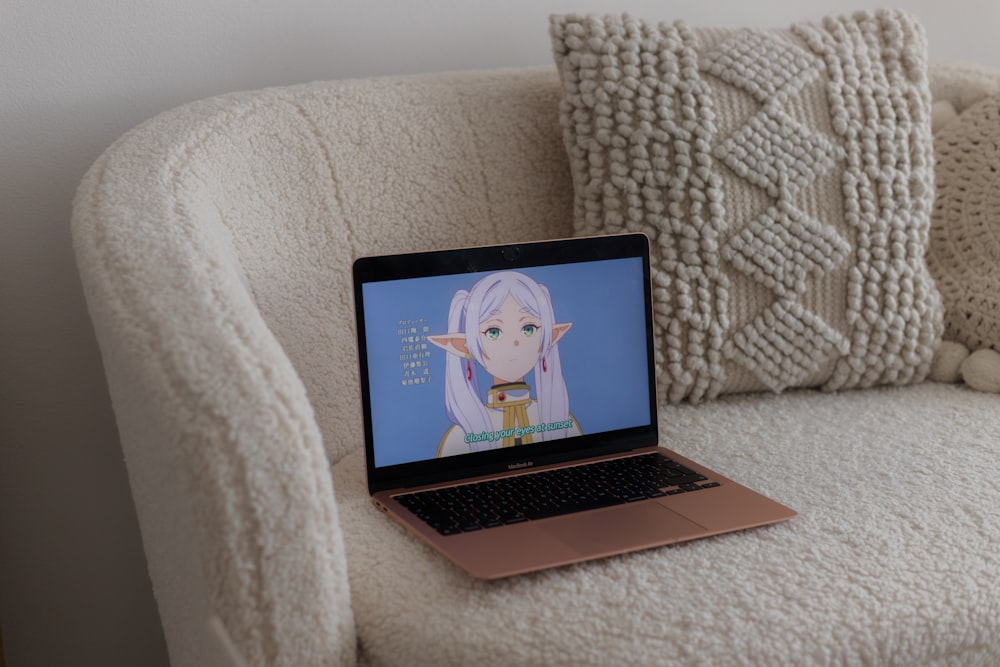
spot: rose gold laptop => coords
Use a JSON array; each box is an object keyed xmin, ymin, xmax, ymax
[{"xmin": 352, "ymin": 233, "xmax": 794, "ymax": 579}]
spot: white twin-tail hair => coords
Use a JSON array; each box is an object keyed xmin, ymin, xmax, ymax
[{"xmin": 442, "ymin": 272, "xmax": 571, "ymax": 451}]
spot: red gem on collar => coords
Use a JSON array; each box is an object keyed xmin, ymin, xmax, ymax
[{"xmin": 498, "ymin": 393, "xmax": 506, "ymax": 402}]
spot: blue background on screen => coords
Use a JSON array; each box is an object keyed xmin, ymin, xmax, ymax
[{"xmin": 362, "ymin": 257, "xmax": 650, "ymax": 468}]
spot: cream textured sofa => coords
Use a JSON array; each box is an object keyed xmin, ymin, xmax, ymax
[{"xmin": 73, "ymin": 61, "xmax": 1000, "ymax": 666}]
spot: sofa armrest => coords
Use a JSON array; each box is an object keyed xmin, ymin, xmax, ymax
[{"xmin": 72, "ymin": 97, "xmax": 356, "ymax": 666}]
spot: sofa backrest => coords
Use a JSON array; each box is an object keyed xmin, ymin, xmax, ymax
[
  {"xmin": 95, "ymin": 68, "xmax": 575, "ymax": 465},
  {"xmin": 208, "ymin": 68, "xmax": 575, "ymax": 463}
]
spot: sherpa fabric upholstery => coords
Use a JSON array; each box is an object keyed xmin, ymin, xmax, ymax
[
  {"xmin": 550, "ymin": 11, "xmax": 943, "ymax": 403},
  {"xmin": 334, "ymin": 382, "xmax": 1000, "ymax": 666},
  {"xmin": 927, "ymin": 94, "xmax": 1000, "ymax": 352},
  {"xmin": 72, "ymin": 62, "xmax": 1000, "ymax": 666},
  {"xmin": 73, "ymin": 68, "xmax": 574, "ymax": 667}
]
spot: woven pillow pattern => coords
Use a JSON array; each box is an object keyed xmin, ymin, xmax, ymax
[
  {"xmin": 551, "ymin": 10, "xmax": 943, "ymax": 402},
  {"xmin": 927, "ymin": 95, "xmax": 1000, "ymax": 352}
]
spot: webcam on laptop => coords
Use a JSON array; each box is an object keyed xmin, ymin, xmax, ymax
[{"xmin": 501, "ymin": 245, "xmax": 521, "ymax": 262}]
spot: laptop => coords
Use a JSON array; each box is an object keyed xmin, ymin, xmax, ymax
[{"xmin": 352, "ymin": 233, "xmax": 795, "ymax": 579}]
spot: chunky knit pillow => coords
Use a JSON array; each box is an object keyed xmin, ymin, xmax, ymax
[
  {"xmin": 927, "ymin": 94, "xmax": 1000, "ymax": 353},
  {"xmin": 550, "ymin": 10, "xmax": 943, "ymax": 402}
]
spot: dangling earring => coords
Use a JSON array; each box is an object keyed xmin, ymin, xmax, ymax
[
  {"xmin": 466, "ymin": 353, "xmax": 473, "ymax": 381},
  {"xmin": 542, "ymin": 355, "xmax": 547, "ymax": 373}
]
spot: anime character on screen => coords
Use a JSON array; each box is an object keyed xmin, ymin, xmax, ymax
[{"xmin": 428, "ymin": 271, "xmax": 582, "ymax": 457}]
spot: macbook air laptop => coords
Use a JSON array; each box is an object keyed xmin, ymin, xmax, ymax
[{"xmin": 352, "ymin": 233, "xmax": 795, "ymax": 579}]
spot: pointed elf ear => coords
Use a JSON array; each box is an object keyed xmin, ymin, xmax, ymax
[
  {"xmin": 550, "ymin": 322, "xmax": 573, "ymax": 347},
  {"xmin": 428, "ymin": 334, "xmax": 469, "ymax": 358}
]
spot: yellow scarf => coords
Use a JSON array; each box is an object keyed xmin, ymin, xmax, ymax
[{"xmin": 486, "ymin": 383, "xmax": 533, "ymax": 447}]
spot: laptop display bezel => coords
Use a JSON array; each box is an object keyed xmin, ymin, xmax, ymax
[{"xmin": 352, "ymin": 233, "xmax": 659, "ymax": 494}]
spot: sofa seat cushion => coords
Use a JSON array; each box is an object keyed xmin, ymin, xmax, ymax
[{"xmin": 332, "ymin": 382, "xmax": 1000, "ymax": 665}]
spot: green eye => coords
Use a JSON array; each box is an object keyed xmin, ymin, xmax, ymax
[
  {"xmin": 522, "ymin": 324, "xmax": 538, "ymax": 337},
  {"xmin": 484, "ymin": 327, "xmax": 501, "ymax": 340}
]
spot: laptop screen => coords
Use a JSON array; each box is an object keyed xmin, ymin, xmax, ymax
[{"xmin": 354, "ymin": 234, "xmax": 657, "ymax": 491}]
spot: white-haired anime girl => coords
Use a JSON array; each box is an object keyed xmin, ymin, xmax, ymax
[{"xmin": 428, "ymin": 271, "xmax": 581, "ymax": 457}]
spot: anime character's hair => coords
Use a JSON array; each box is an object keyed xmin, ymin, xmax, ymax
[{"xmin": 442, "ymin": 272, "xmax": 571, "ymax": 450}]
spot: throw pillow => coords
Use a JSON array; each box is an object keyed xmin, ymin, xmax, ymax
[
  {"xmin": 926, "ymin": 94, "xmax": 1000, "ymax": 353},
  {"xmin": 550, "ymin": 10, "xmax": 943, "ymax": 403}
]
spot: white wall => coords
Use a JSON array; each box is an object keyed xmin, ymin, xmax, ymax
[{"xmin": 2, "ymin": 1, "xmax": 997, "ymax": 664}]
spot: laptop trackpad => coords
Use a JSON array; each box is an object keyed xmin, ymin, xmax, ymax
[{"xmin": 544, "ymin": 502, "xmax": 707, "ymax": 555}]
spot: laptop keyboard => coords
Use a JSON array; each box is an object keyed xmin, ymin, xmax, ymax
[{"xmin": 394, "ymin": 452, "xmax": 720, "ymax": 535}]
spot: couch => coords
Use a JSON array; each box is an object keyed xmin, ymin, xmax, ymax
[{"xmin": 72, "ymin": 51, "xmax": 1000, "ymax": 665}]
